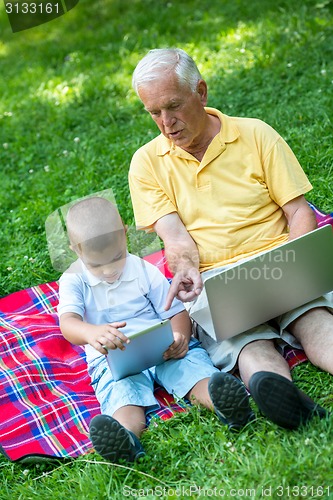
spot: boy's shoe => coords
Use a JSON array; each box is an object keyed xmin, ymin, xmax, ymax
[
  {"xmin": 89, "ymin": 414, "xmax": 145, "ymax": 462},
  {"xmin": 208, "ymin": 372, "xmax": 255, "ymax": 431},
  {"xmin": 249, "ymin": 371, "xmax": 328, "ymax": 429}
]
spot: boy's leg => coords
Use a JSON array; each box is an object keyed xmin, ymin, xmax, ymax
[
  {"xmin": 89, "ymin": 369, "xmax": 158, "ymax": 462},
  {"xmin": 155, "ymin": 342, "xmax": 254, "ymax": 431},
  {"xmin": 185, "ymin": 378, "xmax": 212, "ymax": 408},
  {"xmin": 89, "ymin": 406, "xmax": 146, "ymax": 463},
  {"xmin": 113, "ymin": 405, "xmax": 146, "ymax": 437}
]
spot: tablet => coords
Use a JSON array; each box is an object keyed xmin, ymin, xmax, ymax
[{"xmin": 106, "ymin": 320, "xmax": 174, "ymax": 381}]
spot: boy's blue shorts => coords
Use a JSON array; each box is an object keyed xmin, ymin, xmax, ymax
[{"xmin": 90, "ymin": 338, "xmax": 219, "ymax": 417}]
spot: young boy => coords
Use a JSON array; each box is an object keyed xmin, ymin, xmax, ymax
[{"xmin": 58, "ymin": 197, "xmax": 253, "ymax": 463}]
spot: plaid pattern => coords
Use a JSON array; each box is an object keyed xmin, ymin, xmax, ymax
[
  {"xmin": 0, "ymin": 279, "xmax": 189, "ymax": 462},
  {"xmin": 283, "ymin": 347, "xmax": 308, "ymax": 370},
  {"xmin": 1, "ymin": 201, "xmax": 332, "ymax": 462},
  {"xmin": 0, "ymin": 283, "xmax": 98, "ymax": 461},
  {"xmin": 308, "ymin": 201, "xmax": 333, "ymax": 228}
]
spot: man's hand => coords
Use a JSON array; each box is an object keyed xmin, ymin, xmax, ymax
[
  {"xmin": 88, "ymin": 321, "xmax": 129, "ymax": 354},
  {"xmin": 153, "ymin": 213, "xmax": 202, "ymax": 310},
  {"xmin": 163, "ymin": 330, "xmax": 189, "ymax": 360},
  {"xmin": 165, "ymin": 267, "xmax": 203, "ymax": 310}
]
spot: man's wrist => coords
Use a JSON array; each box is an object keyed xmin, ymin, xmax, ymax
[{"xmin": 171, "ymin": 257, "xmax": 199, "ymax": 275}]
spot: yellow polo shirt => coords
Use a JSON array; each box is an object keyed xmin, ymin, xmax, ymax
[{"xmin": 129, "ymin": 108, "xmax": 312, "ymax": 272}]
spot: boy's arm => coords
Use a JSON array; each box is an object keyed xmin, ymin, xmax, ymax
[
  {"xmin": 163, "ymin": 310, "xmax": 192, "ymax": 360},
  {"xmin": 60, "ymin": 312, "xmax": 129, "ymax": 354}
]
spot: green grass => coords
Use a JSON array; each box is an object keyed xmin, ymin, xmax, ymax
[
  {"xmin": 1, "ymin": 0, "xmax": 333, "ymax": 498},
  {"xmin": 1, "ymin": 378, "xmax": 333, "ymax": 499}
]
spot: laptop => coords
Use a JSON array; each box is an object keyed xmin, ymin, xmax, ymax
[
  {"xmin": 106, "ymin": 320, "xmax": 174, "ymax": 381},
  {"xmin": 191, "ymin": 225, "xmax": 333, "ymax": 341}
]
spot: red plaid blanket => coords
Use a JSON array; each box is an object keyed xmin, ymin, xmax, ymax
[
  {"xmin": 0, "ymin": 253, "xmax": 185, "ymax": 462},
  {"xmin": 1, "ymin": 202, "xmax": 331, "ymax": 462}
]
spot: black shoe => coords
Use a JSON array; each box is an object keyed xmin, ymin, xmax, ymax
[
  {"xmin": 249, "ymin": 371, "xmax": 328, "ymax": 430},
  {"xmin": 208, "ymin": 372, "xmax": 255, "ymax": 431},
  {"xmin": 89, "ymin": 414, "xmax": 145, "ymax": 462}
]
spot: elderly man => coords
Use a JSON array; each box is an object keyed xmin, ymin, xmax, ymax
[{"xmin": 128, "ymin": 48, "xmax": 332, "ymax": 430}]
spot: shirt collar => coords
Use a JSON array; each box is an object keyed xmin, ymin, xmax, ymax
[
  {"xmin": 155, "ymin": 108, "xmax": 240, "ymax": 157},
  {"xmin": 80, "ymin": 252, "xmax": 140, "ymax": 287}
]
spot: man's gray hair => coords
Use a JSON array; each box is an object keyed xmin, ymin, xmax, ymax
[{"xmin": 132, "ymin": 48, "xmax": 202, "ymax": 95}]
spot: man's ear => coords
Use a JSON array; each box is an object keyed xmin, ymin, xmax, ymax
[{"xmin": 196, "ymin": 79, "xmax": 208, "ymax": 106}]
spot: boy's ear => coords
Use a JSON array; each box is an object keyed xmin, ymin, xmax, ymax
[
  {"xmin": 69, "ymin": 243, "xmax": 81, "ymax": 256},
  {"xmin": 123, "ymin": 224, "xmax": 128, "ymax": 234}
]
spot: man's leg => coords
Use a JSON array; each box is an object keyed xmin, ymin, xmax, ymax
[
  {"xmin": 288, "ymin": 307, "xmax": 333, "ymax": 374},
  {"xmin": 186, "ymin": 376, "xmax": 255, "ymax": 431},
  {"xmin": 238, "ymin": 339, "xmax": 291, "ymax": 387},
  {"xmin": 237, "ymin": 338, "xmax": 327, "ymax": 429}
]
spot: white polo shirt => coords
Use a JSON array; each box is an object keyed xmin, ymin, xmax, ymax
[{"xmin": 58, "ymin": 253, "xmax": 184, "ymax": 364}]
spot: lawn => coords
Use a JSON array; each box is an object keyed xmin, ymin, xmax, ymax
[{"xmin": 0, "ymin": 0, "xmax": 333, "ymax": 498}]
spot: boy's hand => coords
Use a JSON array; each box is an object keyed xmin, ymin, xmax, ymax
[
  {"xmin": 163, "ymin": 330, "xmax": 188, "ymax": 360},
  {"xmin": 88, "ymin": 321, "xmax": 129, "ymax": 354}
]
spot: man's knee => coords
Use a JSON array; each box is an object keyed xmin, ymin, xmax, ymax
[
  {"xmin": 289, "ymin": 306, "xmax": 331, "ymax": 333},
  {"xmin": 239, "ymin": 338, "xmax": 275, "ymax": 361}
]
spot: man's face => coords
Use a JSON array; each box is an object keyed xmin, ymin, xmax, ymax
[{"xmin": 138, "ymin": 72, "xmax": 208, "ymax": 153}]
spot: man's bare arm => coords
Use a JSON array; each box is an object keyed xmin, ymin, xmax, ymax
[
  {"xmin": 154, "ymin": 212, "xmax": 199, "ymax": 272},
  {"xmin": 282, "ymin": 195, "xmax": 317, "ymax": 240},
  {"xmin": 154, "ymin": 213, "xmax": 203, "ymax": 309}
]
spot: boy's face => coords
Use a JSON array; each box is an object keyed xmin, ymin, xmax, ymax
[{"xmin": 78, "ymin": 230, "xmax": 127, "ymax": 283}]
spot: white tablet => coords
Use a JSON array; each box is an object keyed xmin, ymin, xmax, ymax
[{"xmin": 106, "ymin": 320, "xmax": 174, "ymax": 381}]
